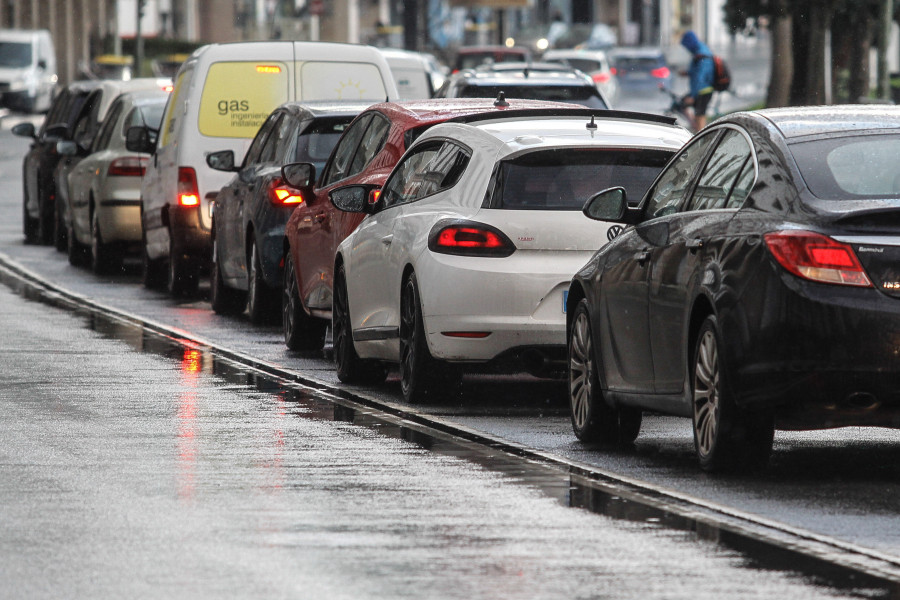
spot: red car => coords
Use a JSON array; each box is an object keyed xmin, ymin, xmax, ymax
[{"xmin": 281, "ymin": 98, "xmax": 573, "ymax": 351}]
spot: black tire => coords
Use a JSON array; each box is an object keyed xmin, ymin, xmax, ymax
[
  {"xmin": 23, "ymin": 198, "xmax": 39, "ymax": 245},
  {"xmin": 568, "ymin": 299, "xmax": 641, "ymax": 444},
  {"xmin": 692, "ymin": 315, "xmax": 774, "ymax": 472},
  {"xmin": 53, "ymin": 197, "xmax": 67, "ymax": 252},
  {"xmin": 209, "ymin": 239, "xmax": 246, "ymax": 315},
  {"xmin": 333, "ymin": 263, "xmax": 386, "ymax": 384},
  {"xmin": 247, "ymin": 240, "xmax": 279, "ymax": 325},
  {"xmin": 167, "ymin": 234, "xmax": 199, "ymax": 297},
  {"xmin": 142, "ymin": 239, "xmax": 167, "ymax": 289},
  {"xmin": 38, "ymin": 182, "xmax": 54, "ymax": 246},
  {"xmin": 66, "ymin": 219, "xmax": 88, "ymax": 267},
  {"xmin": 399, "ymin": 272, "xmax": 454, "ymax": 403},
  {"xmin": 282, "ymin": 250, "xmax": 327, "ymax": 350},
  {"xmin": 90, "ymin": 210, "xmax": 119, "ymax": 275}
]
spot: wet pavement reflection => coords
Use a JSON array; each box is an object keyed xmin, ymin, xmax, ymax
[{"xmin": 1, "ymin": 275, "xmax": 896, "ymax": 598}]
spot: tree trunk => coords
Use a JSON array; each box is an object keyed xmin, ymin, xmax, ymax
[
  {"xmin": 804, "ymin": 5, "xmax": 832, "ymax": 104},
  {"xmin": 848, "ymin": 9, "xmax": 874, "ymax": 102},
  {"xmin": 767, "ymin": 0, "xmax": 793, "ymax": 107}
]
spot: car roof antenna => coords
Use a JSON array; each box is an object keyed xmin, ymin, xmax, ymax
[
  {"xmin": 494, "ymin": 91, "xmax": 509, "ymax": 108},
  {"xmin": 586, "ymin": 115, "xmax": 598, "ymax": 131}
]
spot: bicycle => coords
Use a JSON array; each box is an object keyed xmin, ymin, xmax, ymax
[{"xmin": 659, "ymin": 85, "xmax": 695, "ymax": 131}]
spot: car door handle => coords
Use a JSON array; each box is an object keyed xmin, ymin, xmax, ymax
[
  {"xmin": 381, "ymin": 234, "xmax": 393, "ymax": 247},
  {"xmin": 314, "ymin": 212, "xmax": 327, "ymax": 223},
  {"xmin": 635, "ymin": 250, "xmax": 650, "ymax": 264},
  {"xmin": 686, "ymin": 238, "xmax": 704, "ymax": 251}
]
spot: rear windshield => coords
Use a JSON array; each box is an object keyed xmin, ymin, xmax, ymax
[
  {"xmin": 0, "ymin": 42, "xmax": 31, "ymax": 68},
  {"xmin": 458, "ymin": 84, "xmax": 608, "ymax": 109},
  {"xmin": 488, "ymin": 148, "xmax": 674, "ymax": 210},
  {"xmin": 790, "ymin": 133, "xmax": 900, "ymax": 199},
  {"xmin": 614, "ymin": 57, "xmax": 663, "ymax": 71}
]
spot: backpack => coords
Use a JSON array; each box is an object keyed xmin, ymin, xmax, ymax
[{"xmin": 709, "ymin": 55, "xmax": 731, "ymax": 92}]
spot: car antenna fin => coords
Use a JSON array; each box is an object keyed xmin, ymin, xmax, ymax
[{"xmin": 494, "ymin": 91, "xmax": 509, "ymax": 108}]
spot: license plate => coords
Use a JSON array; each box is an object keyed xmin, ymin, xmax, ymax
[{"xmin": 563, "ymin": 290, "xmax": 568, "ymax": 313}]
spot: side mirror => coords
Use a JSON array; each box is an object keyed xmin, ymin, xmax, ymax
[
  {"xmin": 206, "ymin": 149, "xmax": 236, "ymax": 172},
  {"xmin": 38, "ymin": 59, "xmax": 47, "ymax": 70},
  {"xmin": 125, "ymin": 126, "xmax": 155, "ymax": 154},
  {"xmin": 56, "ymin": 140, "xmax": 78, "ymax": 156},
  {"xmin": 11, "ymin": 122, "xmax": 36, "ymax": 139},
  {"xmin": 282, "ymin": 162, "xmax": 315, "ymax": 188},
  {"xmin": 330, "ymin": 185, "xmax": 379, "ymax": 214},
  {"xmin": 583, "ymin": 187, "xmax": 627, "ymax": 221}
]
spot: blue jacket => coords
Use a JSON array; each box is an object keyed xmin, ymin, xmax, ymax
[{"xmin": 681, "ymin": 30, "xmax": 715, "ymax": 98}]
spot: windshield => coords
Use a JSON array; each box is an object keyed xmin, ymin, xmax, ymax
[
  {"xmin": 489, "ymin": 148, "xmax": 673, "ymax": 210},
  {"xmin": 0, "ymin": 42, "xmax": 32, "ymax": 68},
  {"xmin": 790, "ymin": 133, "xmax": 900, "ymax": 199},
  {"xmin": 458, "ymin": 84, "xmax": 608, "ymax": 108}
]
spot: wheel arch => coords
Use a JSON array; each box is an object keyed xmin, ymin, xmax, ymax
[{"xmin": 687, "ymin": 293, "xmax": 716, "ymax": 376}]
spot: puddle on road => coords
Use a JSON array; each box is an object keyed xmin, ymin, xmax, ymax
[{"xmin": 4, "ymin": 267, "xmax": 899, "ymax": 598}]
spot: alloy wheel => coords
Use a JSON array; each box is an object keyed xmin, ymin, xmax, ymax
[
  {"xmin": 569, "ymin": 310, "xmax": 594, "ymax": 433},
  {"xmin": 693, "ymin": 329, "xmax": 720, "ymax": 459}
]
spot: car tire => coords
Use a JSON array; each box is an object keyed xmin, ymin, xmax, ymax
[
  {"xmin": 38, "ymin": 182, "xmax": 54, "ymax": 246},
  {"xmin": 568, "ymin": 299, "xmax": 642, "ymax": 444},
  {"xmin": 333, "ymin": 263, "xmax": 386, "ymax": 384},
  {"xmin": 23, "ymin": 199, "xmax": 39, "ymax": 245},
  {"xmin": 66, "ymin": 219, "xmax": 88, "ymax": 267},
  {"xmin": 209, "ymin": 238, "xmax": 246, "ymax": 316},
  {"xmin": 692, "ymin": 315, "xmax": 774, "ymax": 472},
  {"xmin": 282, "ymin": 250, "xmax": 326, "ymax": 351},
  {"xmin": 53, "ymin": 197, "xmax": 67, "ymax": 252},
  {"xmin": 247, "ymin": 239, "xmax": 279, "ymax": 325},
  {"xmin": 167, "ymin": 234, "xmax": 199, "ymax": 297},
  {"xmin": 399, "ymin": 272, "xmax": 458, "ymax": 403},
  {"xmin": 90, "ymin": 210, "xmax": 118, "ymax": 275},
  {"xmin": 142, "ymin": 238, "xmax": 167, "ymax": 289}
]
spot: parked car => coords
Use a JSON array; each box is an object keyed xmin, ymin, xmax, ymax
[
  {"xmin": 609, "ymin": 47, "xmax": 673, "ymax": 95},
  {"xmin": 327, "ymin": 108, "xmax": 689, "ymax": 402},
  {"xmin": 434, "ymin": 63, "xmax": 610, "ymax": 108},
  {"xmin": 54, "ymin": 77, "xmax": 172, "ymax": 251},
  {"xmin": 62, "ymin": 89, "xmax": 169, "ymax": 273},
  {"xmin": 0, "ymin": 28, "xmax": 57, "ymax": 113},
  {"xmin": 128, "ymin": 40, "xmax": 398, "ymax": 298},
  {"xmin": 452, "ymin": 45, "xmax": 531, "ymax": 72},
  {"xmin": 541, "ymin": 48, "xmax": 620, "ymax": 106},
  {"xmin": 12, "ymin": 79, "xmax": 101, "ymax": 245},
  {"xmin": 206, "ymin": 101, "xmax": 369, "ymax": 324},
  {"xmin": 280, "ymin": 98, "xmax": 578, "ymax": 353},
  {"xmin": 567, "ymin": 105, "xmax": 900, "ymax": 472}
]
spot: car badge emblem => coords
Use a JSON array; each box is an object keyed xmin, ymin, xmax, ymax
[{"xmin": 607, "ymin": 225, "xmax": 623, "ymax": 241}]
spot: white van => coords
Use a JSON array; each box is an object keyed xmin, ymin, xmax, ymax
[
  {"xmin": 132, "ymin": 41, "xmax": 398, "ymax": 296},
  {"xmin": 0, "ymin": 29, "xmax": 57, "ymax": 113}
]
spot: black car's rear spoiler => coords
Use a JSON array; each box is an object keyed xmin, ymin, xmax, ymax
[{"xmin": 447, "ymin": 107, "xmax": 679, "ymax": 127}]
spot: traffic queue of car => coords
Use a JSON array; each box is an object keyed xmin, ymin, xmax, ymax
[{"xmin": 13, "ymin": 40, "xmax": 900, "ymax": 474}]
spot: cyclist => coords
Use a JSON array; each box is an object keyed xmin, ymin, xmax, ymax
[{"xmin": 680, "ymin": 30, "xmax": 716, "ymax": 131}]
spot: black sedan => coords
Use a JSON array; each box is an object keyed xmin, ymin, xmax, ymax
[
  {"xmin": 566, "ymin": 105, "xmax": 900, "ymax": 472},
  {"xmin": 206, "ymin": 101, "xmax": 368, "ymax": 324}
]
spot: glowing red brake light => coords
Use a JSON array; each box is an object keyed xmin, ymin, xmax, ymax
[
  {"xmin": 107, "ymin": 156, "xmax": 147, "ymax": 177},
  {"xmin": 177, "ymin": 167, "xmax": 200, "ymax": 207},
  {"xmin": 651, "ymin": 66, "xmax": 671, "ymax": 79},
  {"xmin": 428, "ymin": 221, "xmax": 515, "ymax": 257},
  {"xmin": 269, "ymin": 182, "xmax": 304, "ymax": 205},
  {"xmin": 764, "ymin": 230, "xmax": 872, "ymax": 287},
  {"xmin": 610, "ymin": 67, "xmax": 617, "ymax": 75},
  {"xmin": 592, "ymin": 72, "xmax": 611, "ymax": 84}
]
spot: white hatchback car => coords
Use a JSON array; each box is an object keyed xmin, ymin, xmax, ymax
[{"xmin": 329, "ymin": 108, "xmax": 691, "ymax": 402}]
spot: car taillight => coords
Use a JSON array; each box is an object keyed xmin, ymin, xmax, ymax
[
  {"xmin": 428, "ymin": 220, "xmax": 515, "ymax": 257},
  {"xmin": 269, "ymin": 181, "xmax": 304, "ymax": 205},
  {"xmin": 651, "ymin": 66, "xmax": 671, "ymax": 79},
  {"xmin": 764, "ymin": 230, "xmax": 872, "ymax": 287},
  {"xmin": 107, "ymin": 156, "xmax": 147, "ymax": 177},
  {"xmin": 592, "ymin": 72, "xmax": 611, "ymax": 84},
  {"xmin": 610, "ymin": 67, "xmax": 617, "ymax": 75},
  {"xmin": 177, "ymin": 167, "xmax": 200, "ymax": 207}
]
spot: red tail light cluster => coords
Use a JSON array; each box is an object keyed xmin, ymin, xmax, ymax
[
  {"xmin": 107, "ymin": 156, "xmax": 147, "ymax": 177},
  {"xmin": 269, "ymin": 181, "xmax": 304, "ymax": 206},
  {"xmin": 764, "ymin": 230, "xmax": 872, "ymax": 287},
  {"xmin": 592, "ymin": 72, "xmax": 611, "ymax": 84},
  {"xmin": 177, "ymin": 167, "xmax": 200, "ymax": 207},
  {"xmin": 428, "ymin": 220, "xmax": 515, "ymax": 257},
  {"xmin": 651, "ymin": 66, "xmax": 671, "ymax": 79}
]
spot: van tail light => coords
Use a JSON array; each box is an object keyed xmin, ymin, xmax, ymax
[
  {"xmin": 764, "ymin": 230, "xmax": 872, "ymax": 287},
  {"xmin": 592, "ymin": 72, "xmax": 611, "ymax": 84},
  {"xmin": 428, "ymin": 220, "xmax": 516, "ymax": 257},
  {"xmin": 651, "ymin": 66, "xmax": 671, "ymax": 79},
  {"xmin": 107, "ymin": 156, "xmax": 147, "ymax": 177},
  {"xmin": 269, "ymin": 181, "xmax": 304, "ymax": 206},
  {"xmin": 177, "ymin": 167, "xmax": 200, "ymax": 207}
]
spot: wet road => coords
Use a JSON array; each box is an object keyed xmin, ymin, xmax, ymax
[{"xmin": 2, "ymin": 283, "xmax": 880, "ymax": 599}]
